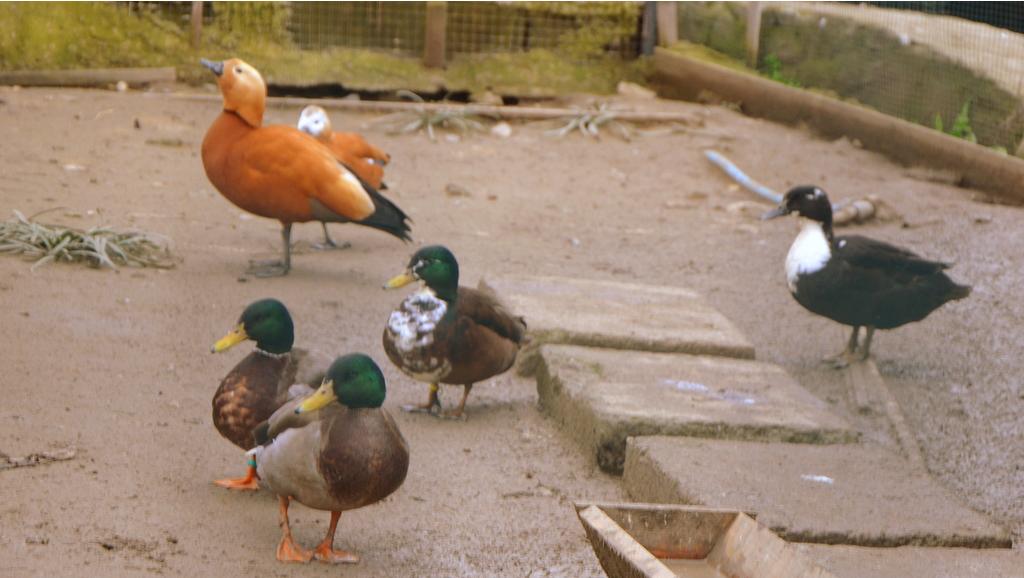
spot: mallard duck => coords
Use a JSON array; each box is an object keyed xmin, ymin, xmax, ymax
[
  {"xmin": 210, "ymin": 298, "xmax": 327, "ymax": 490},
  {"xmin": 199, "ymin": 58, "xmax": 411, "ymax": 277},
  {"xmin": 250, "ymin": 353, "xmax": 409, "ymax": 563},
  {"xmin": 296, "ymin": 105, "xmax": 391, "ymax": 250},
  {"xmin": 382, "ymin": 245, "xmax": 527, "ymax": 418},
  {"xmin": 763, "ymin": 186, "xmax": 971, "ymax": 367}
]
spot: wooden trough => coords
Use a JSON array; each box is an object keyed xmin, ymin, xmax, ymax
[{"xmin": 575, "ymin": 502, "xmax": 836, "ymax": 578}]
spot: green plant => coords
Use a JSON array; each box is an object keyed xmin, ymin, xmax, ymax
[
  {"xmin": 934, "ymin": 100, "xmax": 977, "ymax": 144},
  {"xmin": 761, "ymin": 54, "xmax": 801, "ymax": 87}
]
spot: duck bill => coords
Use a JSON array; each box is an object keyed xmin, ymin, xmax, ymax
[
  {"xmin": 761, "ymin": 205, "xmax": 790, "ymax": 220},
  {"xmin": 383, "ymin": 271, "xmax": 416, "ymax": 289},
  {"xmin": 296, "ymin": 380, "xmax": 337, "ymax": 414},
  {"xmin": 200, "ymin": 58, "xmax": 224, "ymax": 77},
  {"xmin": 212, "ymin": 323, "xmax": 247, "ymax": 353}
]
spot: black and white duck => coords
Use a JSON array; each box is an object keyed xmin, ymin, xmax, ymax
[{"xmin": 763, "ymin": 185, "xmax": 971, "ymax": 367}]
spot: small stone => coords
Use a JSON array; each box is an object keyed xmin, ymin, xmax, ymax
[
  {"xmin": 616, "ymin": 81, "xmax": 656, "ymax": 99},
  {"xmin": 116, "ymin": 81, "xmax": 128, "ymax": 92},
  {"xmin": 444, "ymin": 183, "xmax": 472, "ymax": 197},
  {"xmin": 490, "ymin": 122, "xmax": 512, "ymax": 138}
]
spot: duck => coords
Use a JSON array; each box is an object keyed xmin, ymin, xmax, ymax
[
  {"xmin": 382, "ymin": 245, "xmax": 527, "ymax": 418},
  {"xmin": 296, "ymin": 105, "xmax": 391, "ymax": 249},
  {"xmin": 210, "ymin": 298, "xmax": 328, "ymax": 490},
  {"xmin": 199, "ymin": 58, "xmax": 411, "ymax": 277},
  {"xmin": 763, "ymin": 185, "xmax": 971, "ymax": 367},
  {"xmin": 249, "ymin": 353, "xmax": 409, "ymax": 564}
]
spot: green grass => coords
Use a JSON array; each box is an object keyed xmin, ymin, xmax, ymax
[
  {"xmin": 664, "ymin": 41, "xmax": 749, "ymax": 73},
  {"xmin": 0, "ymin": 3, "xmax": 190, "ymax": 70},
  {"xmin": 1, "ymin": 2, "xmax": 650, "ymax": 96}
]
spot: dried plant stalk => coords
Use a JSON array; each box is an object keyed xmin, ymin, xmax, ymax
[{"xmin": 0, "ymin": 210, "xmax": 175, "ymax": 271}]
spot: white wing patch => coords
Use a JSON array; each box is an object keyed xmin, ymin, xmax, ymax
[
  {"xmin": 785, "ymin": 220, "xmax": 831, "ymax": 292},
  {"xmin": 342, "ymin": 171, "xmax": 362, "ymax": 187},
  {"xmin": 387, "ymin": 289, "xmax": 448, "ymax": 352}
]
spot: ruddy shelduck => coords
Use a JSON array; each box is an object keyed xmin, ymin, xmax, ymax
[
  {"xmin": 200, "ymin": 58, "xmax": 411, "ymax": 277},
  {"xmin": 297, "ymin": 105, "xmax": 391, "ymax": 249}
]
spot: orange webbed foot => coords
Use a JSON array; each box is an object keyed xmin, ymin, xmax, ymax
[
  {"xmin": 313, "ymin": 543, "xmax": 359, "ymax": 564},
  {"xmin": 276, "ymin": 535, "xmax": 312, "ymax": 563},
  {"xmin": 213, "ymin": 465, "xmax": 259, "ymax": 491}
]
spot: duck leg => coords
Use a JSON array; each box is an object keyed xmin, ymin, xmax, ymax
[
  {"xmin": 441, "ymin": 384, "xmax": 473, "ymax": 420},
  {"xmin": 248, "ymin": 223, "xmax": 292, "ymax": 277},
  {"xmin": 213, "ymin": 458, "xmax": 259, "ymax": 491},
  {"xmin": 858, "ymin": 326, "xmax": 876, "ymax": 361},
  {"xmin": 402, "ymin": 383, "xmax": 442, "ymax": 415},
  {"xmin": 276, "ymin": 496, "xmax": 312, "ymax": 563},
  {"xmin": 312, "ymin": 223, "xmax": 352, "ymax": 251},
  {"xmin": 824, "ymin": 326, "xmax": 861, "ymax": 369},
  {"xmin": 312, "ymin": 511, "xmax": 360, "ymax": 564}
]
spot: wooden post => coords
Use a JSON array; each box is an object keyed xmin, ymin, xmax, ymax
[
  {"xmin": 190, "ymin": 1, "xmax": 203, "ymax": 49},
  {"xmin": 656, "ymin": 2, "xmax": 678, "ymax": 47},
  {"xmin": 424, "ymin": 2, "xmax": 447, "ymax": 69},
  {"xmin": 745, "ymin": 2, "xmax": 762, "ymax": 67},
  {"xmin": 641, "ymin": 2, "xmax": 657, "ymax": 56}
]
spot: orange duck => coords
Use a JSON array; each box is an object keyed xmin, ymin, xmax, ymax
[
  {"xmin": 297, "ymin": 105, "xmax": 392, "ymax": 249},
  {"xmin": 200, "ymin": 58, "xmax": 411, "ymax": 277}
]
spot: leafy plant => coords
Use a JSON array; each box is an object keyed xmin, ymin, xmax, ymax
[
  {"xmin": 934, "ymin": 100, "xmax": 977, "ymax": 144},
  {"xmin": 761, "ymin": 54, "xmax": 801, "ymax": 88}
]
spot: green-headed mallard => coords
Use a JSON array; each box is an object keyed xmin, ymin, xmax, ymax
[
  {"xmin": 382, "ymin": 245, "xmax": 527, "ymax": 419},
  {"xmin": 250, "ymin": 353, "xmax": 409, "ymax": 563},
  {"xmin": 210, "ymin": 298, "xmax": 327, "ymax": 490}
]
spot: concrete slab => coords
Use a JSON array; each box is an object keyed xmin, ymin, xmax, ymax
[
  {"xmin": 795, "ymin": 544, "xmax": 1024, "ymax": 578},
  {"xmin": 536, "ymin": 345, "xmax": 857, "ymax": 473},
  {"xmin": 488, "ymin": 276, "xmax": 755, "ymax": 360},
  {"xmin": 624, "ymin": 437, "xmax": 1012, "ymax": 548}
]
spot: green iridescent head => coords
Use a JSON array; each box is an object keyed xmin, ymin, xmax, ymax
[
  {"xmin": 211, "ymin": 298, "xmax": 294, "ymax": 355},
  {"xmin": 296, "ymin": 353, "xmax": 387, "ymax": 413},
  {"xmin": 384, "ymin": 244, "xmax": 460, "ymax": 301}
]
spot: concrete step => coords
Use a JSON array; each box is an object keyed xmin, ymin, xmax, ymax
[
  {"xmin": 488, "ymin": 276, "xmax": 755, "ymax": 360},
  {"xmin": 536, "ymin": 345, "xmax": 857, "ymax": 473},
  {"xmin": 795, "ymin": 543, "xmax": 1024, "ymax": 578},
  {"xmin": 624, "ymin": 436, "xmax": 1012, "ymax": 548}
]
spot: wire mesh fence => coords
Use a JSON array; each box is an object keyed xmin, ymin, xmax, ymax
[
  {"xmin": 146, "ymin": 1, "xmax": 643, "ymax": 60},
  {"xmin": 7, "ymin": 2, "xmax": 1023, "ymax": 152},
  {"xmin": 676, "ymin": 1, "xmax": 1024, "ymax": 152}
]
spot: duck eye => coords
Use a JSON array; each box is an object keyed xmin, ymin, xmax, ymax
[{"xmin": 235, "ymin": 67, "xmax": 243, "ymax": 74}]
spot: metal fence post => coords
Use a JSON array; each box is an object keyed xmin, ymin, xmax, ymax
[
  {"xmin": 190, "ymin": 1, "xmax": 203, "ymax": 49},
  {"xmin": 424, "ymin": 2, "xmax": 447, "ymax": 68},
  {"xmin": 746, "ymin": 2, "xmax": 763, "ymax": 67},
  {"xmin": 656, "ymin": 2, "xmax": 679, "ymax": 47}
]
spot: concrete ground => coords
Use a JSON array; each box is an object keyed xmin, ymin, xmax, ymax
[{"xmin": 1, "ymin": 83, "xmax": 1022, "ymax": 577}]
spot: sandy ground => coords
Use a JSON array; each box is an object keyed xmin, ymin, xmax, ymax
[{"xmin": 0, "ymin": 86, "xmax": 1021, "ymax": 577}]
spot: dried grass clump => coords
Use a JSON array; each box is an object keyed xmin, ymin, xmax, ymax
[
  {"xmin": 0, "ymin": 210, "xmax": 175, "ymax": 271},
  {"xmin": 373, "ymin": 90, "xmax": 487, "ymax": 141},
  {"xmin": 545, "ymin": 102, "xmax": 634, "ymax": 140}
]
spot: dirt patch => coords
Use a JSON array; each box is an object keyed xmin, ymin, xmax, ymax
[{"xmin": 0, "ymin": 85, "xmax": 1021, "ymax": 576}]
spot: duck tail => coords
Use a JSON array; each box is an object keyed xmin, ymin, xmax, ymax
[
  {"xmin": 359, "ymin": 186, "xmax": 412, "ymax": 242},
  {"xmin": 341, "ymin": 165, "xmax": 410, "ymax": 242},
  {"xmin": 950, "ymin": 282, "xmax": 971, "ymax": 301}
]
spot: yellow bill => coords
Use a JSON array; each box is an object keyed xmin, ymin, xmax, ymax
[
  {"xmin": 212, "ymin": 323, "xmax": 248, "ymax": 353},
  {"xmin": 296, "ymin": 380, "xmax": 337, "ymax": 414},
  {"xmin": 383, "ymin": 271, "xmax": 416, "ymax": 289}
]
